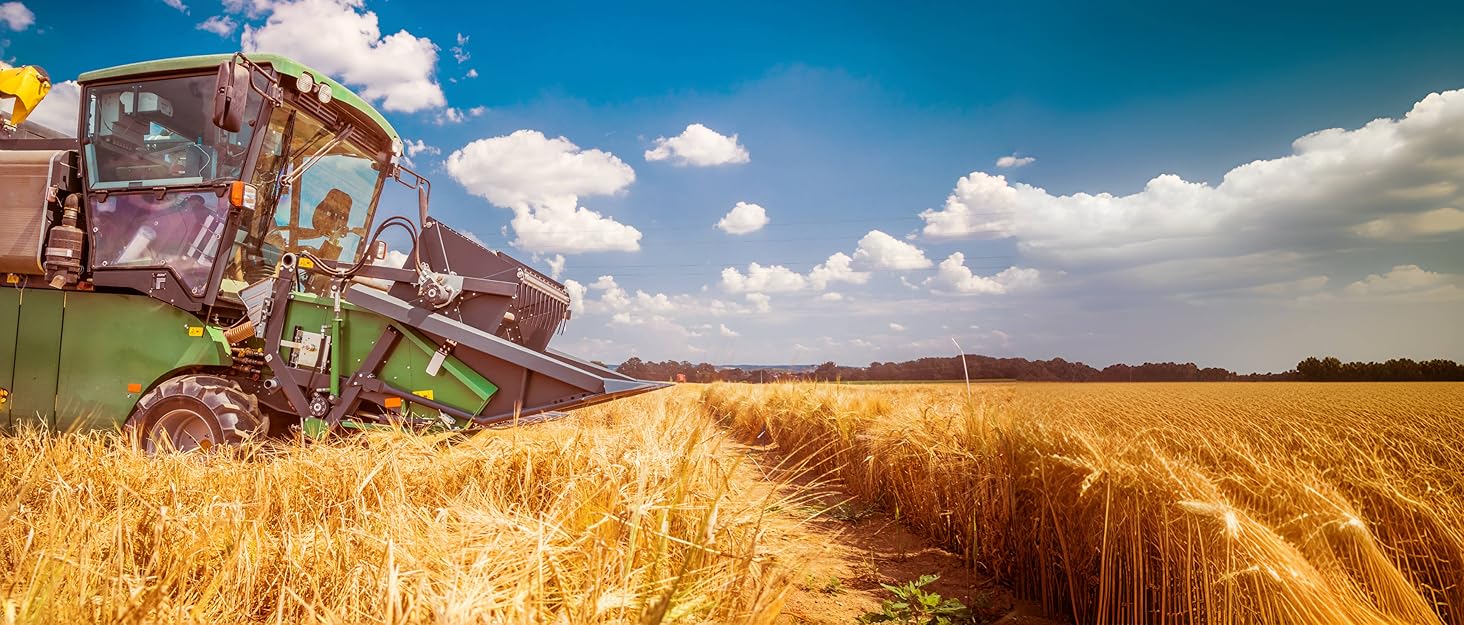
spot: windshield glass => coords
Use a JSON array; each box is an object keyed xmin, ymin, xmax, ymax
[
  {"xmin": 83, "ymin": 74, "xmax": 261, "ymax": 190},
  {"xmin": 225, "ymin": 105, "xmax": 382, "ymax": 287}
]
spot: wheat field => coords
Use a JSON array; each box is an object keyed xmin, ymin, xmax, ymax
[
  {"xmin": 700, "ymin": 381, "xmax": 1464, "ymax": 625},
  {"xmin": 5, "ymin": 382, "xmax": 1462, "ymax": 625},
  {"xmin": 0, "ymin": 392, "xmax": 791, "ymax": 625}
]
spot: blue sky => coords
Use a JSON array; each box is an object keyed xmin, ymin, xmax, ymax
[{"xmin": 9, "ymin": 0, "xmax": 1464, "ymax": 371}]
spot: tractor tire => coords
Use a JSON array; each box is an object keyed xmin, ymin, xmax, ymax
[{"xmin": 125, "ymin": 375, "xmax": 268, "ymax": 453}]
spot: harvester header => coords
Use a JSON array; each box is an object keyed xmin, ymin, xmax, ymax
[{"xmin": 0, "ymin": 53, "xmax": 664, "ymax": 450}]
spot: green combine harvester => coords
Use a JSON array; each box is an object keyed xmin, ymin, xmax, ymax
[{"xmin": 0, "ymin": 53, "xmax": 664, "ymax": 451}]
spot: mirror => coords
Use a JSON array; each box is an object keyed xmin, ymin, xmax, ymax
[
  {"xmin": 372, "ymin": 239, "xmax": 387, "ymax": 261},
  {"xmin": 417, "ymin": 183, "xmax": 430, "ymax": 230},
  {"xmin": 211, "ymin": 62, "xmax": 250, "ymax": 133}
]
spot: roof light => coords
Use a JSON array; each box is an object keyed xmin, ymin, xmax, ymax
[
  {"xmin": 295, "ymin": 72, "xmax": 314, "ymax": 93},
  {"xmin": 316, "ymin": 83, "xmax": 332, "ymax": 105}
]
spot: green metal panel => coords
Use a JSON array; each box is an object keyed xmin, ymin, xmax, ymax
[
  {"xmin": 77, "ymin": 53, "xmax": 399, "ymax": 144},
  {"xmin": 11, "ymin": 288, "xmax": 63, "ymax": 429},
  {"xmin": 0, "ymin": 286, "xmax": 20, "ymax": 431},
  {"xmin": 55, "ymin": 291, "xmax": 232, "ymax": 432},
  {"xmin": 280, "ymin": 292, "xmax": 496, "ymax": 415}
]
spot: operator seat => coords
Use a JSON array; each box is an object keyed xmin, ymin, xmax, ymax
[{"xmin": 303, "ymin": 188, "xmax": 352, "ymax": 261}]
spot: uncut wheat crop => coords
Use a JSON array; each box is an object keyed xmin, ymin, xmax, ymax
[
  {"xmin": 0, "ymin": 391, "xmax": 791, "ymax": 625},
  {"xmin": 700, "ymin": 381, "xmax": 1464, "ymax": 625}
]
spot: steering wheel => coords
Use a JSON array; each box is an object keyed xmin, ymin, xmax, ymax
[{"xmin": 262, "ymin": 225, "xmax": 369, "ymax": 260}]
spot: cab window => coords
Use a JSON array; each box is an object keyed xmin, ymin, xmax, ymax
[
  {"xmin": 83, "ymin": 75, "xmax": 260, "ymax": 189},
  {"xmin": 90, "ymin": 190, "xmax": 229, "ymax": 291},
  {"xmin": 226, "ymin": 106, "xmax": 382, "ymax": 288}
]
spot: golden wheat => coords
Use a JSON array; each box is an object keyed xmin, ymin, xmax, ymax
[
  {"xmin": 0, "ymin": 391, "xmax": 790, "ymax": 625},
  {"xmin": 700, "ymin": 381, "xmax": 1464, "ymax": 625}
]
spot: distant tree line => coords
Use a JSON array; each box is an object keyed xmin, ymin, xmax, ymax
[
  {"xmin": 1295, "ymin": 357, "xmax": 1464, "ymax": 381},
  {"xmin": 615, "ymin": 355, "xmax": 1464, "ymax": 383}
]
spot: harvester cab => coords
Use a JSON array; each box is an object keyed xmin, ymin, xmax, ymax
[{"xmin": 0, "ymin": 53, "xmax": 665, "ymax": 450}]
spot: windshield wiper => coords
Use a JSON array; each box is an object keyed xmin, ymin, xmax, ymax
[{"xmin": 283, "ymin": 123, "xmax": 354, "ymax": 188}]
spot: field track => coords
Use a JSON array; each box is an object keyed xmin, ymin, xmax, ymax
[{"xmin": 702, "ymin": 381, "xmax": 1464, "ymax": 625}]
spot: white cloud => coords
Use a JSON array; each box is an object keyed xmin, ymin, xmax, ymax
[
  {"xmin": 1351, "ymin": 207, "xmax": 1464, "ymax": 240},
  {"xmin": 744, "ymin": 293, "xmax": 771, "ymax": 313},
  {"xmin": 819, "ymin": 292, "xmax": 845, "ymax": 302},
  {"xmin": 162, "ymin": 0, "xmax": 188, "ymax": 12},
  {"xmin": 921, "ymin": 88, "xmax": 1464, "ymax": 269},
  {"xmin": 564, "ymin": 279, "xmax": 586, "ymax": 315},
  {"xmin": 446, "ymin": 130, "xmax": 642, "ymax": 254},
  {"xmin": 721, "ymin": 263, "xmax": 807, "ymax": 294},
  {"xmin": 451, "ymin": 33, "xmax": 470, "ymax": 64},
  {"xmin": 435, "ymin": 105, "xmax": 486, "ymax": 125},
  {"xmin": 465, "ymin": 68, "xmax": 479, "ymax": 79},
  {"xmin": 546, "ymin": 254, "xmax": 566, "ymax": 280},
  {"xmin": 196, "ymin": 14, "xmax": 238, "ymax": 36},
  {"xmin": 808, "ymin": 252, "xmax": 871, "ymax": 290},
  {"xmin": 380, "ymin": 249, "xmax": 408, "ymax": 268},
  {"xmin": 719, "ymin": 323, "xmax": 740, "ymax": 337},
  {"xmin": 1343, "ymin": 265, "xmax": 1461, "ymax": 300},
  {"xmin": 853, "ymin": 230, "xmax": 932, "ymax": 270},
  {"xmin": 933, "ymin": 253, "xmax": 1040, "ymax": 295},
  {"xmin": 222, "ymin": 0, "xmax": 273, "ymax": 17},
  {"xmin": 644, "ymin": 123, "xmax": 750, "ymax": 166},
  {"xmin": 403, "ymin": 138, "xmax": 439, "ymax": 158},
  {"xmin": 0, "ymin": 2, "xmax": 30, "ymax": 30},
  {"xmin": 242, "ymin": 0, "xmax": 446, "ymax": 113},
  {"xmin": 24, "ymin": 79, "xmax": 79, "ymax": 135},
  {"xmin": 995, "ymin": 154, "xmax": 1035, "ymax": 168},
  {"xmin": 889, "ymin": 322, "xmax": 905, "ymax": 332},
  {"xmin": 635, "ymin": 290, "xmax": 677, "ymax": 314},
  {"xmin": 506, "ymin": 198, "xmax": 639, "ymax": 254},
  {"xmin": 716, "ymin": 201, "xmax": 769, "ymax": 235}
]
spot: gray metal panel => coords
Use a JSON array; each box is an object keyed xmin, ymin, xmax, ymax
[
  {"xmin": 344, "ymin": 284, "xmax": 606, "ymax": 393},
  {"xmin": 0, "ymin": 150, "xmax": 60, "ymax": 274}
]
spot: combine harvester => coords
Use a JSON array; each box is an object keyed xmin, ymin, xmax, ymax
[{"xmin": 0, "ymin": 54, "xmax": 664, "ymax": 451}]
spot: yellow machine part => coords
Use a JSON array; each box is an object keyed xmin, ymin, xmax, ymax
[{"xmin": 0, "ymin": 66, "xmax": 51, "ymax": 126}]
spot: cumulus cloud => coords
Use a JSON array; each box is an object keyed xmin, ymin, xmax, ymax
[
  {"xmin": 0, "ymin": 2, "xmax": 32, "ymax": 30},
  {"xmin": 196, "ymin": 14, "xmax": 238, "ymax": 36},
  {"xmin": 721, "ymin": 263, "xmax": 807, "ymax": 294},
  {"xmin": 403, "ymin": 138, "xmax": 439, "ymax": 158},
  {"xmin": 1351, "ymin": 207, "xmax": 1464, "ymax": 240},
  {"xmin": 1343, "ymin": 265, "xmax": 1462, "ymax": 300},
  {"xmin": 162, "ymin": 0, "xmax": 188, "ymax": 13},
  {"xmin": 889, "ymin": 322, "xmax": 905, "ymax": 332},
  {"xmin": 808, "ymin": 252, "xmax": 871, "ymax": 290},
  {"xmin": 853, "ymin": 230, "xmax": 932, "ymax": 270},
  {"xmin": 242, "ymin": 0, "xmax": 446, "ymax": 113},
  {"xmin": 644, "ymin": 123, "xmax": 750, "ymax": 166},
  {"xmin": 435, "ymin": 105, "xmax": 486, "ymax": 125},
  {"xmin": 222, "ymin": 0, "xmax": 273, "ymax": 16},
  {"xmin": 716, "ymin": 201, "xmax": 769, "ymax": 235},
  {"xmin": 546, "ymin": 254, "xmax": 566, "ymax": 280},
  {"xmin": 446, "ymin": 130, "xmax": 642, "ymax": 254},
  {"xmin": 933, "ymin": 253, "xmax": 1040, "ymax": 295},
  {"xmin": 564, "ymin": 278, "xmax": 586, "ymax": 315},
  {"xmin": 744, "ymin": 292, "xmax": 772, "ymax": 313},
  {"xmin": 24, "ymin": 79, "xmax": 79, "ymax": 135},
  {"xmin": 995, "ymin": 154, "xmax": 1035, "ymax": 168},
  {"xmin": 719, "ymin": 323, "xmax": 740, "ymax": 337},
  {"xmin": 921, "ymin": 88, "xmax": 1464, "ymax": 269}
]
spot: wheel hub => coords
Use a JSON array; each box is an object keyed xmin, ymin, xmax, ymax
[{"xmin": 148, "ymin": 407, "xmax": 217, "ymax": 452}]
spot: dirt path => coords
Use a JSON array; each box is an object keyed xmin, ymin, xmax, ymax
[{"xmin": 730, "ymin": 442, "xmax": 1060, "ymax": 625}]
